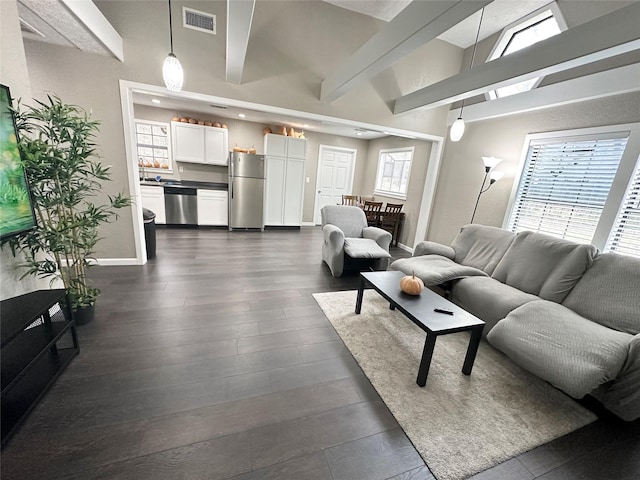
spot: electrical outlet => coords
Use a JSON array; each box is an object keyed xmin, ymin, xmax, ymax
[
  {"xmin": 306, "ymin": 177, "xmax": 310, "ymax": 183},
  {"xmin": 179, "ymin": 166, "xmax": 184, "ymax": 173}
]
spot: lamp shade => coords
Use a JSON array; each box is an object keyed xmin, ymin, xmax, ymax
[
  {"xmin": 450, "ymin": 117, "xmax": 465, "ymax": 142},
  {"xmin": 489, "ymin": 170, "xmax": 504, "ymax": 182},
  {"xmin": 162, "ymin": 53, "xmax": 183, "ymax": 92},
  {"xmin": 481, "ymin": 156, "xmax": 502, "ymax": 170}
]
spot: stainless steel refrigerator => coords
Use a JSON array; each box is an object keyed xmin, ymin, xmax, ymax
[{"xmin": 228, "ymin": 152, "xmax": 265, "ymax": 231}]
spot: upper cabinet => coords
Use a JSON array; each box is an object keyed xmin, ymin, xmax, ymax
[
  {"xmin": 171, "ymin": 122, "xmax": 229, "ymax": 166},
  {"xmin": 264, "ymin": 134, "xmax": 307, "ymax": 159}
]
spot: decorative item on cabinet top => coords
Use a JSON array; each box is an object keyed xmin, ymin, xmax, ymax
[
  {"xmin": 172, "ymin": 116, "xmax": 227, "ymax": 128},
  {"xmin": 266, "ymin": 125, "xmax": 305, "ymax": 138}
]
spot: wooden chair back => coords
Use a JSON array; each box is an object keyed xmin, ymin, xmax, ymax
[
  {"xmin": 362, "ymin": 201, "xmax": 383, "ymax": 225},
  {"xmin": 379, "ymin": 203, "xmax": 404, "ymax": 246},
  {"xmin": 342, "ymin": 195, "xmax": 359, "ymax": 206}
]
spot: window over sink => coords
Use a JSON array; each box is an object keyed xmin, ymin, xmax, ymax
[{"xmin": 135, "ymin": 119, "xmax": 173, "ymax": 174}]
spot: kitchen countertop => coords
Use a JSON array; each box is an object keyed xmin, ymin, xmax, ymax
[{"xmin": 140, "ymin": 179, "xmax": 228, "ymax": 190}]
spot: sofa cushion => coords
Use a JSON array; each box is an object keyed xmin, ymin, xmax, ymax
[
  {"xmin": 562, "ymin": 253, "xmax": 640, "ymax": 335},
  {"xmin": 344, "ymin": 238, "xmax": 391, "ymax": 259},
  {"xmin": 450, "ymin": 276, "xmax": 539, "ymax": 334},
  {"xmin": 492, "ymin": 231, "xmax": 597, "ymax": 303},
  {"xmin": 487, "ymin": 300, "xmax": 633, "ymax": 399},
  {"xmin": 390, "ymin": 255, "xmax": 487, "ymax": 286},
  {"xmin": 451, "ymin": 224, "xmax": 517, "ymax": 275}
]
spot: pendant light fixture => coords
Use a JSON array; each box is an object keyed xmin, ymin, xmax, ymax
[
  {"xmin": 162, "ymin": 0, "xmax": 184, "ymax": 92},
  {"xmin": 450, "ymin": 7, "xmax": 485, "ymax": 142}
]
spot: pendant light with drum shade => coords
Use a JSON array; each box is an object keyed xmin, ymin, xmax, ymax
[
  {"xmin": 162, "ymin": 0, "xmax": 184, "ymax": 92},
  {"xmin": 450, "ymin": 7, "xmax": 485, "ymax": 142}
]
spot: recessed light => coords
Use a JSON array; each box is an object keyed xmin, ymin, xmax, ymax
[
  {"xmin": 151, "ymin": 99, "xmax": 161, "ymax": 104},
  {"xmin": 238, "ymin": 113, "xmax": 246, "ymax": 118},
  {"xmin": 356, "ymin": 132, "xmax": 363, "ymax": 136}
]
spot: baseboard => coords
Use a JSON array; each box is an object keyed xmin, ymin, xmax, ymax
[
  {"xmin": 301, "ymin": 222, "xmax": 316, "ymax": 226},
  {"xmin": 397, "ymin": 242, "xmax": 414, "ymax": 254},
  {"xmin": 92, "ymin": 258, "xmax": 141, "ymax": 266}
]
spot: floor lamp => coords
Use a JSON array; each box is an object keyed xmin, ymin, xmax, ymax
[{"xmin": 470, "ymin": 157, "xmax": 504, "ymax": 223}]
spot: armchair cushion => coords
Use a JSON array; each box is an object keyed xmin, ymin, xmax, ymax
[
  {"xmin": 321, "ymin": 205, "xmax": 366, "ymax": 238},
  {"xmin": 344, "ymin": 238, "xmax": 391, "ymax": 259}
]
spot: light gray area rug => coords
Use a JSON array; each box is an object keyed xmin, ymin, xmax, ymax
[{"xmin": 313, "ymin": 290, "xmax": 597, "ymax": 480}]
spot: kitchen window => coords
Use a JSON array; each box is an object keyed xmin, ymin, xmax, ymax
[
  {"xmin": 505, "ymin": 126, "xmax": 639, "ymax": 257},
  {"xmin": 135, "ymin": 120, "xmax": 172, "ymax": 173},
  {"xmin": 374, "ymin": 147, "xmax": 414, "ymax": 200}
]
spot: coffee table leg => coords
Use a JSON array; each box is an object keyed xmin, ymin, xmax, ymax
[
  {"xmin": 389, "ymin": 303, "xmax": 396, "ymax": 310},
  {"xmin": 462, "ymin": 325, "xmax": 484, "ymax": 375},
  {"xmin": 355, "ymin": 276, "xmax": 366, "ymax": 314},
  {"xmin": 417, "ymin": 333, "xmax": 437, "ymax": 387}
]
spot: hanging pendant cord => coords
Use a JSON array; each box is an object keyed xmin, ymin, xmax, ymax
[
  {"xmin": 168, "ymin": 0, "xmax": 174, "ymax": 54},
  {"xmin": 459, "ymin": 7, "xmax": 485, "ymax": 116}
]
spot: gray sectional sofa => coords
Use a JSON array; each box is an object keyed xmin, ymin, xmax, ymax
[{"xmin": 390, "ymin": 224, "xmax": 640, "ymax": 421}]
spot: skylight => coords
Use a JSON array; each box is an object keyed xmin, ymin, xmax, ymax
[{"xmin": 487, "ymin": 6, "xmax": 566, "ymax": 100}]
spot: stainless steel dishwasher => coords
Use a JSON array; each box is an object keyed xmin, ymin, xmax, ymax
[{"xmin": 164, "ymin": 186, "xmax": 198, "ymax": 225}]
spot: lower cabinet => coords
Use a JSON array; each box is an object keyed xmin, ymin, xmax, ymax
[
  {"xmin": 197, "ymin": 189, "xmax": 228, "ymax": 226},
  {"xmin": 265, "ymin": 156, "xmax": 305, "ymax": 226},
  {"xmin": 140, "ymin": 185, "xmax": 166, "ymax": 224}
]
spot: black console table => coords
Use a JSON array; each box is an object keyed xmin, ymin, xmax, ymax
[{"xmin": 1, "ymin": 289, "xmax": 79, "ymax": 447}]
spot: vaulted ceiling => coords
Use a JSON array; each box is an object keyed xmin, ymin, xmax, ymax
[{"xmin": 16, "ymin": 0, "xmax": 640, "ymax": 137}]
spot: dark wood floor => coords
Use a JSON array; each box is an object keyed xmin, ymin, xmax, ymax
[{"xmin": 2, "ymin": 227, "xmax": 638, "ymax": 479}]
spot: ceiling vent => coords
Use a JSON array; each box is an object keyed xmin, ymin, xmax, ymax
[{"xmin": 183, "ymin": 7, "xmax": 216, "ymax": 35}]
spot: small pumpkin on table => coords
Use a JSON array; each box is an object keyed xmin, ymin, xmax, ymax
[{"xmin": 400, "ymin": 271, "xmax": 424, "ymax": 295}]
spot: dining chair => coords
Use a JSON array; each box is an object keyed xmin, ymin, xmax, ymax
[
  {"xmin": 379, "ymin": 203, "xmax": 404, "ymax": 246},
  {"xmin": 362, "ymin": 201, "xmax": 383, "ymax": 226},
  {"xmin": 342, "ymin": 195, "xmax": 360, "ymax": 206}
]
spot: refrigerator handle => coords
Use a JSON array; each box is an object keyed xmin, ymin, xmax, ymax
[{"xmin": 231, "ymin": 178, "xmax": 234, "ymax": 199}]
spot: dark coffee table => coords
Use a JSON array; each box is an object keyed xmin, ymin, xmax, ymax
[{"xmin": 356, "ymin": 271, "xmax": 485, "ymax": 387}]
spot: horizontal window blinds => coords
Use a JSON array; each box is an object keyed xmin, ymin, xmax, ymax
[
  {"xmin": 507, "ymin": 135, "xmax": 628, "ymax": 244},
  {"xmin": 606, "ymin": 159, "xmax": 640, "ymax": 257}
]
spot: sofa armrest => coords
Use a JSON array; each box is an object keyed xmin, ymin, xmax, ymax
[
  {"xmin": 363, "ymin": 226, "xmax": 392, "ymax": 251},
  {"xmin": 602, "ymin": 333, "xmax": 640, "ymax": 421},
  {"xmin": 414, "ymin": 241, "xmax": 455, "ymax": 259}
]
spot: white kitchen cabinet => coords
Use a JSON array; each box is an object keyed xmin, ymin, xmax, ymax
[
  {"xmin": 172, "ymin": 122, "xmax": 228, "ymax": 166},
  {"xmin": 197, "ymin": 189, "xmax": 228, "ymax": 226},
  {"xmin": 140, "ymin": 185, "xmax": 166, "ymax": 224},
  {"xmin": 263, "ymin": 135, "xmax": 306, "ymax": 226},
  {"xmin": 264, "ymin": 156, "xmax": 286, "ymax": 226},
  {"xmin": 282, "ymin": 158, "xmax": 305, "ymax": 225},
  {"xmin": 263, "ymin": 134, "xmax": 306, "ymax": 159}
]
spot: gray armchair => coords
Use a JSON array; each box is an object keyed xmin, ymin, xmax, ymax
[{"xmin": 321, "ymin": 205, "xmax": 392, "ymax": 277}]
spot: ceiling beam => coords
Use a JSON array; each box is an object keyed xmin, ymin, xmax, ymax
[
  {"xmin": 446, "ymin": 63, "xmax": 640, "ymax": 125},
  {"xmin": 226, "ymin": 0, "xmax": 256, "ymax": 85},
  {"xmin": 320, "ymin": 0, "xmax": 491, "ymax": 103},
  {"xmin": 60, "ymin": 0, "xmax": 123, "ymax": 61},
  {"xmin": 393, "ymin": 2, "xmax": 640, "ymax": 114}
]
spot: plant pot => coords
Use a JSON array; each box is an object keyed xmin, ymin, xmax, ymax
[{"xmin": 73, "ymin": 304, "xmax": 95, "ymax": 326}]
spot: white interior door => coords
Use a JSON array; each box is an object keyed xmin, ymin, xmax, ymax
[{"xmin": 314, "ymin": 146, "xmax": 357, "ymax": 224}]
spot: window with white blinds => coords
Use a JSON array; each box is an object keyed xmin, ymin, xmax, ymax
[
  {"xmin": 507, "ymin": 133, "xmax": 629, "ymax": 244},
  {"xmin": 605, "ymin": 158, "xmax": 640, "ymax": 256}
]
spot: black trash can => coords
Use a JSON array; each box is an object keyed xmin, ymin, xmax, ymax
[{"xmin": 143, "ymin": 208, "xmax": 156, "ymax": 260}]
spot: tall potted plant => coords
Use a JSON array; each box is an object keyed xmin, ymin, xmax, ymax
[{"xmin": 2, "ymin": 95, "xmax": 130, "ymax": 324}]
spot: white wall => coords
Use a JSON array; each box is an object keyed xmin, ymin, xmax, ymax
[
  {"xmin": 0, "ymin": 0, "xmax": 51, "ymax": 300},
  {"xmin": 430, "ymin": 91, "xmax": 640, "ymax": 245}
]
